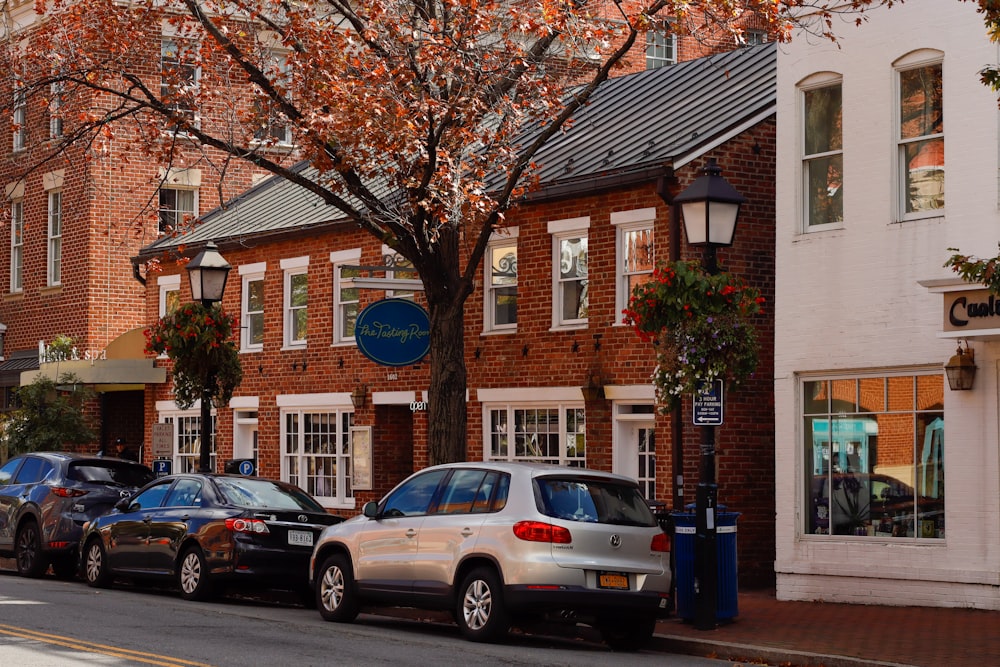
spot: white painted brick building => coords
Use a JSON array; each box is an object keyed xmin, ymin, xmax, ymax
[{"xmin": 775, "ymin": 0, "xmax": 1000, "ymax": 608}]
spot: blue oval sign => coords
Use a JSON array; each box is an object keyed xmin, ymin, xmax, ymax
[{"xmin": 355, "ymin": 299, "xmax": 431, "ymax": 367}]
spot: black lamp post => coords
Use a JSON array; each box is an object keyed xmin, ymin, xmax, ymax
[
  {"xmin": 673, "ymin": 158, "xmax": 745, "ymax": 631},
  {"xmin": 186, "ymin": 241, "xmax": 231, "ymax": 472}
]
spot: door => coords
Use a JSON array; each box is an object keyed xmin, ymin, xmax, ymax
[
  {"xmin": 106, "ymin": 481, "xmax": 172, "ymax": 573},
  {"xmin": 146, "ymin": 478, "xmax": 205, "ymax": 574}
]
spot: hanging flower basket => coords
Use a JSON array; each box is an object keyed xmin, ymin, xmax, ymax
[
  {"xmin": 623, "ymin": 259, "xmax": 765, "ymax": 411},
  {"xmin": 145, "ymin": 302, "xmax": 243, "ymax": 410}
]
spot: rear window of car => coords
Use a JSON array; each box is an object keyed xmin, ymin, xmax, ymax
[
  {"xmin": 215, "ymin": 477, "xmax": 325, "ymax": 511},
  {"xmin": 536, "ymin": 477, "xmax": 657, "ymax": 527},
  {"xmin": 68, "ymin": 462, "xmax": 155, "ymax": 488}
]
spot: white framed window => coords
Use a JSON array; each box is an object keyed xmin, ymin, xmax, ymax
[
  {"xmin": 331, "ymin": 249, "xmax": 361, "ymax": 345},
  {"xmin": 49, "ymin": 80, "xmax": 64, "ymax": 139},
  {"xmin": 158, "ymin": 187, "xmax": 197, "ymax": 234},
  {"xmin": 253, "ymin": 50, "xmax": 292, "ymax": 146},
  {"xmin": 896, "ymin": 52, "xmax": 944, "ymax": 219},
  {"xmin": 382, "ymin": 245, "xmax": 417, "ymax": 301},
  {"xmin": 240, "ymin": 262, "xmax": 266, "ymax": 352},
  {"xmin": 12, "ymin": 78, "xmax": 26, "ymax": 152},
  {"xmin": 47, "ymin": 190, "xmax": 62, "ymax": 286},
  {"xmin": 10, "ymin": 198, "xmax": 23, "ymax": 293},
  {"xmin": 158, "ymin": 274, "xmax": 181, "ymax": 317},
  {"xmin": 483, "ymin": 396, "xmax": 587, "ymax": 467},
  {"xmin": 484, "ymin": 229, "xmax": 518, "ymax": 333},
  {"xmin": 282, "ymin": 255, "xmax": 308, "ymax": 348},
  {"xmin": 646, "ymin": 31, "xmax": 676, "ymax": 69},
  {"xmin": 157, "ymin": 402, "xmax": 216, "ymax": 474},
  {"xmin": 549, "ymin": 217, "xmax": 589, "ymax": 329},
  {"xmin": 801, "ymin": 74, "xmax": 843, "ymax": 231},
  {"xmin": 802, "ymin": 372, "xmax": 944, "ymax": 540},
  {"xmin": 612, "ymin": 209, "xmax": 655, "ymax": 321},
  {"xmin": 161, "ymin": 36, "xmax": 200, "ymax": 131},
  {"xmin": 279, "ymin": 395, "xmax": 355, "ymax": 508}
]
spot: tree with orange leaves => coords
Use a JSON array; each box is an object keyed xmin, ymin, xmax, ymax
[{"xmin": 0, "ymin": 0, "xmax": 911, "ymax": 464}]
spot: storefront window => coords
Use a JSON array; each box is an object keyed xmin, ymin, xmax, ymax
[{"xmin": 803, "ymin": 373, "xmax": 943, "ymax": 539}]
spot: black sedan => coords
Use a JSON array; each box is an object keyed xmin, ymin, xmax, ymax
[{"xmin": 80, "ymin": 473, "xmax": 343, "ymax": 601}]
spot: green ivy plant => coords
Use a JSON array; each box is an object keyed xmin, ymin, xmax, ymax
[
  {"xmin": 623, "ymin": 259, "xmax": 765, "ymax": 411},
  {"xmin": 145, "ymin": 302, "xmax": 243, "ymax": 410}
]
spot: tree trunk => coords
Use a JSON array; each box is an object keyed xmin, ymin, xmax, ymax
[{"xmin": 425, "ymin": 292, "xmax": 468, "ymax": 465}]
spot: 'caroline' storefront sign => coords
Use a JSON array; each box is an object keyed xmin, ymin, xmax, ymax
[
  {"xmin": 942, "ymin": 289, "xmax": 1000, "ymax": 333},
  {"xmin": 355, "ymin": 299, "xmax": 431, "ymax": 366}
]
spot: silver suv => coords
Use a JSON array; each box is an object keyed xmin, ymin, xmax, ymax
[{"xmin": 310, "ymin": 462, "xmax": 671, "ymax": 650}]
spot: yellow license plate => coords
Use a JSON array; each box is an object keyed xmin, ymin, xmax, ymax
[{"xmin": 598, "ymin": 572, "xmax": 629, "ymax": 590}]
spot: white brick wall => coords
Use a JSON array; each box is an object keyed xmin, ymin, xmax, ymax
[{"xmin": 775, "ymin": 0, "xmax": 1000, "ymax": 608}]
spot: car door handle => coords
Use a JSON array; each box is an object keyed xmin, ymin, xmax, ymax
[
  {"xmin": 460, "ymin": 528, "xmax": 474, "ymax": 537},
  {"xmin": 143, "ymin": 516, "xmax": 152, "ymax": 523},
  {"xmin": 406, "ymin": 529, "xmax": 417, "ymax": 538}
]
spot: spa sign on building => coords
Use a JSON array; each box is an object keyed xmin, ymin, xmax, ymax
[{"xmin": 355, "ymin": 299, "xmax": 431, "ymax": 367}]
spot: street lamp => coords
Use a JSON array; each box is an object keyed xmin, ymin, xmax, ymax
[
  {"xmin": 186, "ymin": 241, "xmax": 231, "ymax": 472},
  {"xmin": 674, "ymin": 158, "xmax": 745, "ymax": 631}
]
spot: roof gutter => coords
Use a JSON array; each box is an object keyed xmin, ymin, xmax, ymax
[{"xmin": 522, "ymin": 162, "xmax": 675, "ymax": 203}]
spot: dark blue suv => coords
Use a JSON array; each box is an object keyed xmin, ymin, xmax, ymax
[{"xmin": 0, "ymin": 452, "xmax": 153, "ymax": 578}]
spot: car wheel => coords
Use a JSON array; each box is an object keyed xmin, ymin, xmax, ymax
[
  {"xmin": 599, "ymin": 614, "xmax": 657, "ymax": 652},
  {"xmin": 15, "ymin": 520, "xmax": 47, "ymax": 578},
  {"xmin": 50, "ymin": 554, "xmax": 78, "ymax": 580},
  {"xmin": 84, "ymin": 538, "xmax": 113, "ymax": 589},
  {"xmin": 456, "ymin": 567, "xmax": 510, "ymax": 643},
  {"xmin": 178, "ymin": 546, "xmax": 215, "ymax": 601},
  {"xmin": 315, "ymin": 554, "xmax": 359, "ymax": 622}
]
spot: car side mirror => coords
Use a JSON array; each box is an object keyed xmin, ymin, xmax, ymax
[
  {"xmin": 115, "ymin": 498, "xmax": 132, "ymax": 512},
  {"xmin": 363, "ymin": 501, "xmax": 379, "ymax": 519}
]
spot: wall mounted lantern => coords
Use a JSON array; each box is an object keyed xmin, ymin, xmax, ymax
[
  {"xmin": 945, "ymin": 342, "xmax": 976, "ymax": 391},
  {"xmin": 351, "ymin": 383, "xmax": 368, "ymax": 409}
]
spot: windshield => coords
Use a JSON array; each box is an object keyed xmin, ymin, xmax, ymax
[
  {"xmin": 214, "ymin": 477, "xmax": 325, "ymax": 511},
  {"xmin": 68, "ymin": 461, "xmax": 154, "ymax": 488},
  {"xmin": 536, "ymin": 477, "xmax": 657, "ymax": 527}
]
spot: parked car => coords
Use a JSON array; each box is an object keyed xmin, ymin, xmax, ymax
[
  {"xmin": 0, "ymin": 452, "xmax": 155, "ymax": 578},
  {"xmin": 310, "ymin": 461, "xmax": 672, "ymax": 650},
  {"xmin": 80, "ymin": 473, "xmax": 344, "ymax": 602}
]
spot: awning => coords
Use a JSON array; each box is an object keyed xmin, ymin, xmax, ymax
[{"xmin": 0, "ymin": 349, "xmax": 39, "ymax": 387}]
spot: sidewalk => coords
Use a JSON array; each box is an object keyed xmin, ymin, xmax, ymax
[{"xmin": 651, "ymin": 587, "xmax": 998, "ymax": 667}]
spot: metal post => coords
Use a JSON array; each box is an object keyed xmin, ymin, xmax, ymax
[
  {"xmin": 199, "ymin": 383, "xmax": 213, "ymax": 473},
  {"xmin": 694, "ymin": 242, "xmax": 720, "ymax": 630},
  {"xmin": 694, "ymin": 424, "xmax": 718, "ymax": 630}
]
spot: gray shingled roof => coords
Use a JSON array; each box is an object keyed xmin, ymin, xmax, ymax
[{"xmin": 139, "ymin": 42, "xmax": 775, "ymax": 256}]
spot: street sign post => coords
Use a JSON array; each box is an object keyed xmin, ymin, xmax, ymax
[{"xmin": 693, "ymin": 379, "xmax": 724, "ymax": 426}]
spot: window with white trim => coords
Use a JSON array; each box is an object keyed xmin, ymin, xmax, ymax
[
  {"xmin": 802, "ymin": 76, "xmax": 843, "ymax": 230},
  {"xmin": 803, "ymin": 373, "xmax": 944, "ymax": 539},
  {"xmin": 646, "ymin": 31, "xmax": 675, "ymax": 69},
  {"xmin": 486, "ymin": 404, "xmax": 586, "ymax": 467},
  {"xmin": 158, "ymin": 274, "xmax": 181, "ymax": 317},
  {"xmin": 612, "ymin": 209, "xmax": 655, "ymax": 320},
  {"xmin": 282, "ymin": 256, "xmax": 308, "ymax": 348},
  {"xmin": 12, "ymin": 78, "xmax": 26, "ymax": 152},
  {"xmin": 331, "ymin": 249, "xmax": 360, "ymax": 345},
  {"xmin": 896, "ymin": 53, "xmax": 943, "ymax": 218},
  {"xmin": 161, "ymin": 36, "xmax": 200, "ymax": 131},
  {"xmin": 240, "ymin": 262, "xmax": 266, "ymax": 352},
  {"xmin": 160, "ymin": 409, "xmax": 216, "ymax": 474},
  {"xmin": 49, "ymin": 80, "xmax": 64, "ymax": 139},
  {"xmin": 10, "ymin": 198, "xmax": 23, "ymax": 293},
  {"xmin": 382, "ymin": 246, "xmax": 417, "ymax": 301},
  {"xmin": 549, "ymin": 217, "xmax": 589, "ymax": 328},
  {"xmin": 158, "ymin": 187, "xmax": 197, "ymax": 234},
  {"xmin": 484, "ymin": 229, "xmax": 518, "ymax": 332},
  {"xmin": 282, "ymin": 407, "xmax": 354, "ymax": 505},
  {"xmin": 253, "ymin": 50, "xmax": 292, "ymax": 146},
  {"xmin": 47, "ymin": 191, "xmax": 62, "ymax": 286}
]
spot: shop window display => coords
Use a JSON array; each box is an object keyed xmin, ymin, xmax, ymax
[{"xmin": 803, "ymin": 374, "xmax": 944, "ymax": 539}]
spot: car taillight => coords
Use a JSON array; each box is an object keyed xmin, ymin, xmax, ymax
[
  {"xmin": 225, "ymin": 518, "xmax": 270, "ymax": 534},
  {"xmin": 513, "ymin": 521, "xmax": 572, "ymax": 544},
  {"xmin": 51, "ymin": 487, "xmax": 88, "ymax": 498},
  {"xmin": 651, "ymin": 531, "xmax": 670, "ymax": 553}
]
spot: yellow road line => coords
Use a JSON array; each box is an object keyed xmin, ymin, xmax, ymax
[{"xmin": 0, "ymin": 623, "xmax": 215, "ymax": 667}]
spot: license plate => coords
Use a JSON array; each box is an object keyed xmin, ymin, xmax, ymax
[
  {"xmin": 597, "ymin": 571, "xmax": 629, "ymax": 590},
  {"xmin": 288, "ymin": 530, "xmax": 313, "ymax": 546}
]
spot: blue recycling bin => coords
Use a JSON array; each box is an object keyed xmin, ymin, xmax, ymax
[{"xmin": 671, "ymin": 508, "xmax": 740, "ymax": 622}]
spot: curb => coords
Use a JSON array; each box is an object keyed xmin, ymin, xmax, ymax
[{"xmin": 650, "ymin": 633, "xmax": 919, "ymax": 667}]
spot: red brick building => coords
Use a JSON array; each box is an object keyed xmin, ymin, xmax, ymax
[{"xmin": 136, "ymin": 44, "xmax": 778, "ymax": 585}]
